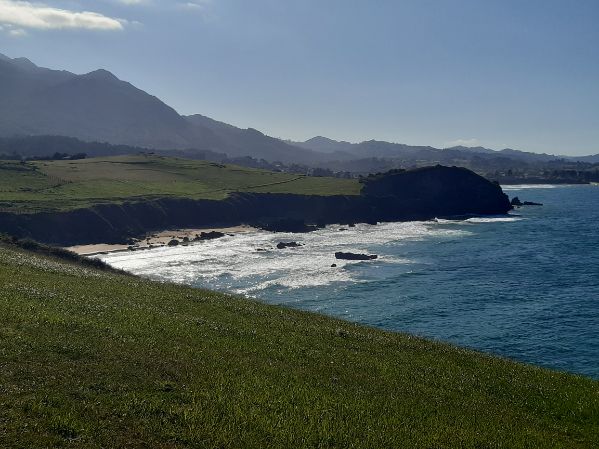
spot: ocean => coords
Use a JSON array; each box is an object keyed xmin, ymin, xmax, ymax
[{"xmin": 100, "ymin": 185, "xmax": 599, "ymax": 378}]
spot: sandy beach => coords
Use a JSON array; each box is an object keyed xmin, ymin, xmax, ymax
[{"xmin": 66, "ymin": 225, "xmax": 257, "ymax": 256}]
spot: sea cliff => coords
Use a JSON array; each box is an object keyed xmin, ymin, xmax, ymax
[{"xmin": 0, "ymin": 166, "xmax": 511, "ymax": 245}]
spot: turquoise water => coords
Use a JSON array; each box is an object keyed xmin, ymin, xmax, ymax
[{"xmin": 102, "ymin": 185, "xmax": 599, "ymax": 378}]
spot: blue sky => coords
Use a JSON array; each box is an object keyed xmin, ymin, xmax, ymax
[{"xmin": 0, "ymin": 0, "xmax": 598, "ymax": 155}]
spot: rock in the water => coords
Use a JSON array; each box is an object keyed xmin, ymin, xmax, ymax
[
  {"xmin": 523, "ymin": 201, "xmax": 543, "ymax": 206},
  {"xmin": 512, "ymin": 197, "xmax": 542, "ymax": 206},
  {"xmin": 277, "ymin": 241, "xmax": 303, "ymax": 249},
  {"xmin": 195, "ymin": 231, "xmax": 226, "ymax": 241},
  {"xmin": 335, "ymin": 252, "xmax": 378, "ymax": 261},
  {"xmin": 331, "ymin": 263, "xmax": 337, "ymax": 267},
  {"xmin": 167, "ymin": 239, "xmax": 179, "ymax": 246}
]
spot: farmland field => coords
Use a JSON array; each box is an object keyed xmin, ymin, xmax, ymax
[{"xmin": 0, "ymin": 155, "xmax": 361, "ymax": 213}]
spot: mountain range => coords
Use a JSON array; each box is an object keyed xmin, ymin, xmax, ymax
[
  {"xmin": 0, "ymin": 53, "xmax": 321, "ymax": 164},
  {"xmin": 290, "ymin": 137, "xmax": 599, "ymax": 164},
  {"xmin": 1, "ymin": 53, "xmax": 597, "ymax": 167}
]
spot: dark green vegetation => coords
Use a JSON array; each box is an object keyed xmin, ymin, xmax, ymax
[
  {"xmin": 1, "ymin": 243, "xmax": 598, "ymax": 448},
  {"xmin": 0, "ymin": 155, "xmax": 360, "ymax": 213}
]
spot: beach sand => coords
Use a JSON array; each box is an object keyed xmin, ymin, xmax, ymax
[{"xmin": 66, "ymin": 225, "xmax": 257, "ymax": 256}]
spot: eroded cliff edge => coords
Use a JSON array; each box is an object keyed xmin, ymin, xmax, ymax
[{"xmin": 0, "ymin": 166, "xmax": 512, "ymax": 245}]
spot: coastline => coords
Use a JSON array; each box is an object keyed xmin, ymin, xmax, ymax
[
  {"xmin": 69, "ymin": 184, "xmax": 599, "ymax": 380},
  {"xmin": 4, "ymin": 237, "xmax": 598, "ymax": 447},
  {"xmin": 66, "ymin": 225, "xmax": 257, "ymax": 256}
]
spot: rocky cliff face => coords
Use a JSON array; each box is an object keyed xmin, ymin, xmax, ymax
[
  {"xmin": 360, "ymin": 165, "xmax": 512, "ymax": 219},
  {"xmin": 0, "ymin": 166, "xmax": 511, "ymax": 245}
]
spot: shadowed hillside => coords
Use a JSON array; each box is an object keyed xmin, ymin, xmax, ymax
[{"xmin": 0, "ymin": 54, "xmax": 318, "ymax": 164}]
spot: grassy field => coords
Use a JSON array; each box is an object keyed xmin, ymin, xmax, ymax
[
  {"xmin": 0, "ymin": 155, "xmax": 361, "ymax": 213},
  {"xmin": 1, "ymin": 242, "xmax": 598, "ymax": 448}
]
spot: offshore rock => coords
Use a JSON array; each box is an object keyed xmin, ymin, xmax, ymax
[
  {"xmin": 196, "ymin": 231, "xmax": 226, "ymax": 240},
  {"xmin": 335, "ymin": 252, "xmax": 378, "ymax": 261},
  {"xmin": 276, "ymin": 242, "xmax": 303, "ymax": 249}
]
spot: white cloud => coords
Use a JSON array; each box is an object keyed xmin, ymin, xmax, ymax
[
  {"xmin": 113, "ymin": 0, "xmax": 211, "ymax": 10},
  {"xmin": 110, "ymin": 0, "xmax": 213, "ymax": 15},
  {"xmin": 9, "ymin": 27, "xmax": 26, "ymax": 36},
  {"xmin": 180, "ymin": 0, "xmax": 211, "ymax": 11},
  {"xmin": 0, "ymin": 0, "xmax": 125, "ymax": 31}
]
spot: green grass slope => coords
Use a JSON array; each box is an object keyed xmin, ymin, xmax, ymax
[
  {"xmin": 0, "ymin": 155, "xmax": 360, "ymax": 213},
  {"xmin": 1, "ymin": 243, "xmax": 598, "ymax": 448}
]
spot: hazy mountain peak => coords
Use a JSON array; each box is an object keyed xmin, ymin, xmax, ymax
[
  {"xmin": 295, "ymin": 135, "xmax": 355, "ymax": 154},
  {"xmin": 305, "ymin": 136, "xmax": 339, "ymax": 144},
  {"xmin": 12, "ymin": 57, "xmax": 39, "ymax": 70},
  {"xmin": 0, "ymin": 54, "xmax": 39, "ymax": 72},
  {"xmin": 0, "ymin": 55, "xmax": 322, "ymax": 163},
  {"xmin": 83, "ymin": 68, "xmax": 120, "ymax": 82}
]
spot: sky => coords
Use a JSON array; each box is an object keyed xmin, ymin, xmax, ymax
[{"xmin": 0, "ymin": 0, "xmax": 598, "ymax": 155}]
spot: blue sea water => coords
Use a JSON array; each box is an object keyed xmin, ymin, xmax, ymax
[{"xmin": 101, "ymin": 185, "xmax": 599, "ymax": 378}]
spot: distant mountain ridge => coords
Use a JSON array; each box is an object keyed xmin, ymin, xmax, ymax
[
  {"xmin": 0, "ymin": 53, "xmax": 319, "ymax": 164},
  {"xmin": 291, "ymin": 136, "xmax": 598, "ymax": 164},
  {"xmin": 0, "ymin": 53, "xmax": 596, "ymax": 167}
]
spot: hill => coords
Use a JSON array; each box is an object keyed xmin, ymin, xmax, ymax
[
  {"xmin": 0, "ymin": 155, "xmax": 511, "ymax": 245},
  {"xmin": 1, "ymin": 240, "xmax": 598, "ymax": 447},
  {"xmin": 2, "ymin": 52, "xmax": 598, "ymax": 173},
  {"xmin": 293, "ymin": 136, "xmax": 598, "ymax": 164},
  {"xmin": 292, "ymin": 136, "xmax": 599, "ymax": 182},
  {"xmin": 0, "ymin": 154, "xmax": 359, "ymax": 213},
  {"xmin": 0, "ymin": 54, "xmax": 317, "ymax": 164}
]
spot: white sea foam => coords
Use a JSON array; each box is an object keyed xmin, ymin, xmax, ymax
[
  {"xmin": 464, "ymin": 216, "xmax": 523, "ymax": 223},
  {"xmin": 433, "ymin": 216, "xmax": 523, "ymax": 225},
  {"xmin": 99, "ymin": 221, "xmax": 474, "ymax": 294},
  {"xmin": 501, "ymin": 184, "xmax": 560, "ymax": 190}
]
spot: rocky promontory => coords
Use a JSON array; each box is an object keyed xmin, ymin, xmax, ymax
[{"xmin": 0, "ymin": 166, "xmax": 512, "ymax": 245}]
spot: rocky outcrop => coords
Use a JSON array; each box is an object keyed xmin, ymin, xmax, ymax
[
  {"xmin": 276, "ymin": 242, "xmax": 303, "ymax": 249},
  {"xmin": 511, "ymin": 196, "xmax": 543, "ymax": 206},
  {"xmin": 195, "ymin": 231, "xmax": 226, "ymax": 241},
  {"xmin": 0, "ymin": 166, "xmax": 512, "ymax": 245},
  {"xmin": 359, "ymin": 166, "xmax": 512, "ymax": 219},
  {"xmin": 335, "ymin": 252, "xmax": 378, "ymax": 261}
]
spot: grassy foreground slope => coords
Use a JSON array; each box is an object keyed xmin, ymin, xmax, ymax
[
  {"xmin": 0, "ymin": 155, "xmax": 360, "ymax": 213},
  {"xmin": 1, "ymin": 243, "xmax": 598, "ymax": 448}
]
